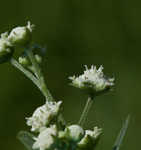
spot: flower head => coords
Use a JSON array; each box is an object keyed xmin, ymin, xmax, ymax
[
  {"xmin": 69, "ymin": 65, "xmax": 114, "ymax": 96},
  {"xmin": 33, "ymin": 125, "xmax": 57, "ymax": 150},
  {"xmin": 26, "ymin": 101, "xmax": 62, "ymax": 132}
]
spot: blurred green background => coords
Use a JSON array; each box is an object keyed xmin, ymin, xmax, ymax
[{"xmin": 0, "ymin": 0, "xmax": 140, "ymax": 150}]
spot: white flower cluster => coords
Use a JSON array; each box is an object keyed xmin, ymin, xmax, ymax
[
  {"xmin": 27, "ymin": 101, "xmax": 62, "ymax": 132},
  {"xmin": 0, "ymin": 22, "xmax": 34, "ymax": 63},
  {"xmin": 69, "ymin": 65, "xmax": 114, "ymax": 94}
]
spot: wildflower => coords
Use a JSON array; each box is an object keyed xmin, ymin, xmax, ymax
[
  {"xmin": 65, "ymin": 125, "xmax": 85, "ymax": 142},
  {"xmin": 33, "ymin": 125, "xmax": 57, "ymax": 150},
  {"xmin": 26, "ymin": 101, "xmax": 62, "ymax": 132},
  {"xmin": 78, "ymin": 126, "xmax": 102, "ymax": 149},
  {"xmin": 69, "ymin": 65, "xmax": 114, "ymax": 96},
  {"xmin": 8, "ymin": 21, "xmax": 34, "ymax": 46},
  {"xmin": 0, "ymin": 32, "xmax": 14, "ymax": 63}
]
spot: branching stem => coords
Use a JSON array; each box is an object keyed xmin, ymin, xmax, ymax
[
  {"xmin": 10, "ymin": 58, "xmax": 40, "ymax": 89},
  {"xmin": 26, "ymin": 50, "xmax": 54, "ymax": 101}
]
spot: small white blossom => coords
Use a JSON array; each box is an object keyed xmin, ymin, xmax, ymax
[
  {"xmin": 33, "ymin": 125, "xmax": 57, "ymax": 150},
  {"xmin": 69, "ymin": 65, "xmax": 114, "ymax": 94},
  {"xmin": 26, "ymin": 101, "xmax": 62, "ymax": 132}
]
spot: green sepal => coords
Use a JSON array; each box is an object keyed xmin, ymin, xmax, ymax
[{"xmin": 17, "ymin": 131, "xmax": 37, "ymax": 150}]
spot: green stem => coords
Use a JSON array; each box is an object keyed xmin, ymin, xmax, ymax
[
  {"xmin": 10, "ymin": 58, "xmax": 40, "ymax": 89},
  {"xmin": 78, "ymin": 97, "xmax": 93, "ymax": 126},
  {"xmin": 26, "ymin": 50, "xmax": 53, "ymax": 101}
]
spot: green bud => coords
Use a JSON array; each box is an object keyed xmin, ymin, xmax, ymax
[
  {"xmin": 58, "ymin": 131, "xmax": 66, "ymax": 139},
  {"xmin": 18, "ymin": 56, "xmax": 30, "ymax": 66},
  {"xmin": 8, "ymin": 21, "xmax": 34, "ymax": 46},
  {"xmin": 35, "ymin": 54, "xmax": 42, "ymax": 64},
  {"xmin": 65, "ymin": 125, "xmax": 84, "ymax": 142}
]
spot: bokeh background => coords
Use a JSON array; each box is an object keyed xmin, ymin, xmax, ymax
[{"xmin": 0, "ymin": 0, "xmax": 140, "ymax": 150}]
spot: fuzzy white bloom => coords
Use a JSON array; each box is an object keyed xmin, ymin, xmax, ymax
[
  {"xmin": 26, "ymin": 101, "xmax": 62, "ymax": 132},
  {"xmin": 8, "ymin": 21, "xmax": 34, "ymax": 46},
  {"xmin": 33, "ymin": 125, "xmax": 57, "ymax": 150},
  {"xmin": 69, "ymin": 65, "xmax": 114, "ymax": 94}
]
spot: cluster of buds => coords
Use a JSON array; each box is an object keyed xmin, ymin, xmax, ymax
[{"xmin": 0, "ymin": 22, "xmax": 34, "ymax": 64}]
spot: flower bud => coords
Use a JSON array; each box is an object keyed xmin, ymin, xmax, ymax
[
  {"xmin": 18, "ymin": 56, "xmax": 31, "ymax": 66},
  {"xmin": 8, "ymin": 21, "xmax": 34, "ymax": 46},
  {"xmin": 65, "ymin": 125, "xmax": 84, "ymax": 142},
  {"xmin": 35, "ymin": 54, "xmax": 42, "ymax": 64}
]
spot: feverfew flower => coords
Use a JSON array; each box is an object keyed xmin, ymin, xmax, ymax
[
  {"xmin": 69, "ymin": 65, "xmax": 114, "ymax": 95},
  {"xmin": 33, "ymin": 125, "xmax": 57, "ymax": 150},
  {"xmin": 26, "ymin": 101, "xmax": 62, "ymax": 132},
  {"xmin": 8, "ymin": 21, "xmax": 34, "ymax": 46}
]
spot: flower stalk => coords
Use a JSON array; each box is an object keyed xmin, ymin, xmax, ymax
[
  {"xmin": 78, "ymin": 97, "xmax": 93, "ymax": 126},
  {"xmin": 25, "ymin": 49, "xmax": 53, "ymax": 101}
]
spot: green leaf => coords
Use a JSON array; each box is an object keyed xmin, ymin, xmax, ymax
[
  {"xmin": 17, "ymin": 131, "xmax": 35, "ymax": 150},
  {"xmin": 112, "ymin": 115, "xmax": 130, "ymax": 150}
]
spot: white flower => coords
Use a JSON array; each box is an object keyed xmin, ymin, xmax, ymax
[
  {"xmin": 33, "ymin": 125, "xmax": 57, "ymax": 150},
  {"xmin": 69, "ymin": 65, "xmax": 114, "ymax": 95},
  {"xmin": 26, "ymin": 101, "xmax": 62, "ymax": 132},
  {"xmin": 8, "ymin": 21, "xmax": 34, "ymax": 46}
]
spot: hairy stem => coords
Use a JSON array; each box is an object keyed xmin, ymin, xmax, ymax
[
  {"xmin": 10, "ymin": 58, "xmax": 40, "ymax": 89},
  {"xmin": 78, "ymin": 97, "xmax": 93, "ymax": 126},
  {"xmin": 26, "ymin": 50, "xmax": 53, "ymax": 101}
]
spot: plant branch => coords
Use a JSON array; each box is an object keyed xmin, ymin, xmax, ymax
[
  {"xmin": 10, "ymin": 58, "xmax": 40, "ymax": 89},
  {"xmin": 26, "ymin": 50, "xmax": 53, "ymax": 101}
]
